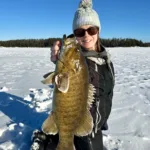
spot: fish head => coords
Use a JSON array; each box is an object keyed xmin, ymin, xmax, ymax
[
  {"xmin": 57, "ymin": 35, "xmax": 84, "ymax": 74},
  {"xmin": 49, "ymin": 35, "xmax": 88, "ymax": 93}
]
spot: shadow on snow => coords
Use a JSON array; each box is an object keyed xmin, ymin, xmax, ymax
[{"xmin": 0, "ymin": 91, "xmax": 48, "ymax": 149}]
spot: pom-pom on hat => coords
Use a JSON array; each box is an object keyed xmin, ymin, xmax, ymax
[{"xmin": 72, "ymin": 0, "xmax": 101, "ymax": 31}]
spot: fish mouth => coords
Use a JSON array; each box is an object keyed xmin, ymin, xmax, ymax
[
  {"xmin": 58, "ymin": 58, "xmax": 62, "ymax": 62},
  {"xmin": 58, "ymin": 57, "xmax": 65, "ymax": 66},
  {"xmin": 57, "ymin": 57, "xmax": 76, "ymax": 73}
]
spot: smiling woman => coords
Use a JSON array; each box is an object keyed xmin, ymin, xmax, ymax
[
  {"xmin": 74, "ymin": 25, "xmax": 99, "ymax": 51},
  {"xmin": 31, "ymin": 0, "xmax": 115, "ymax": 150}
]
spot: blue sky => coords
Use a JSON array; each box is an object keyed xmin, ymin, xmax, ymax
[{"xmin": 0, "ymin": 0, "xmax": 150, "ymax": 42}]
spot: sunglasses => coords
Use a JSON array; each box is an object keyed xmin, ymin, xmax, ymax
[{"xmin": 74, "ymin": 26, "xmax": 99, "ymax": 37}]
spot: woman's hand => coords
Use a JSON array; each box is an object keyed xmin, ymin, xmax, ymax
[{"xmin": 50, "ymin": 41, "xmax": 62, "ymax": 62}]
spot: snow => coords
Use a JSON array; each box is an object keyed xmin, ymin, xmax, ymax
[{"xmin": 0, "ymin": 47, "xmax": 150, "ymax": 150}]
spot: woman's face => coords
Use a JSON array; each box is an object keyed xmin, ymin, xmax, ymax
[{"xmin": 75, "ymin": 25, "xmax": 99, "ymax": 51}]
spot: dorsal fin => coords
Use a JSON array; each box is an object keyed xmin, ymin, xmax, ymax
[{"xmin": 87, "ymin": 84, "xmax": 96, "ymax": 109}]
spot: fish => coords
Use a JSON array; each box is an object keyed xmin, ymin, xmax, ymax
[{"xmin": 41, "ymin": 35, "xmax": 95, "ymax": 150}]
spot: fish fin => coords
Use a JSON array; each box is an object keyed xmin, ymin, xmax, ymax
[
  {"xmin": 43, "ymin": 71, "xmax": 54, "ymax": 79},
  {"xmin": 55, "ymin": 73, "xmax": 69, "ymax": 93},
  {"xmin": 42, "ymin": 112, "xmax": 58, "ymax": 135},
  {"xmin": 74, "ymin": 110, "xmax": 93, "ymax": 136},
  {"xmin": 41, "ymin": 72, "xmax": 55, "ymax": 84},
  {"xmin": 88, "ymin": 84, "xmax": 96, "ymax": 109}
]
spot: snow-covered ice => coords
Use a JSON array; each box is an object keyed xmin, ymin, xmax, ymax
[{"xmin": 0, "ymin": 47, "xmax": 150, "ymax": 150}]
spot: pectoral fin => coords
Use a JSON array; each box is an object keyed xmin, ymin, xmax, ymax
[
  {"xmin": 55, "ymin": 73, "xmax": 69, "ymax": 93},
  {"xmin": 41, "ymin": 72, "xmax": 55, "ymax": 84},
  {"xmin": 43, "ymin": 71, "xmax": 54, "ymax": 79},
  {"xmin": 42, "ymin": 112, "xmax": 58, "ymax": 135}
]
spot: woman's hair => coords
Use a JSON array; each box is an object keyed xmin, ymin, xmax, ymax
[{"xmin": 96, "ymin": 32, "xmax": 101, "ymax": 52}]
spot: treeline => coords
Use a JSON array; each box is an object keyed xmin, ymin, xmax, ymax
[
  {"xmin": 0, "ymin": 38, "xmax": 149, "ymax": 47},
  {"xmin": 0, "ymin": 38, "xmax": 61, "ymax": 47},
  {"xmin": 101, "ymin": 38, "xmax": 150, "ymax": 47}
]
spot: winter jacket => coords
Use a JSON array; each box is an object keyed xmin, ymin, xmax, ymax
[
  {"xmin": 82, "ymin": 44, "xmax": 115, "ymax": 136},
  {"xmin": 77, "ymin": 44, "xmax": 115, "ymax": 150}
]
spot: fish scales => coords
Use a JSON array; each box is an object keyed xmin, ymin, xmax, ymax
[{"xmin": 41, "ymin": 36, "xmax": 95, "ymax": 150}]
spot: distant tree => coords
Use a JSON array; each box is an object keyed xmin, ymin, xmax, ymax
[{"xmin": 0, "ymin": 37, "xmax": 149, "ymax": 47}]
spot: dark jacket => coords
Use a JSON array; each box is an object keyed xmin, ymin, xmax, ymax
[
  {"xmin": 79, "ymin": 44, "xmax": 115, "ymax": 150},
  {"xmin": 82, "ymin": 45, "xmax": 115, "ymax": 135}
]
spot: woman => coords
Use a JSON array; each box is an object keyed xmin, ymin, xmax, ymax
[{"xmin": 31, "ymin": 0, "xmax": 115, "ymax": 149}]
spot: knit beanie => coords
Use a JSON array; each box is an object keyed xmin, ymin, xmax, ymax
[{"xmin": 72, "ymin": 0, "xmax": 101, "ymax": 31}]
